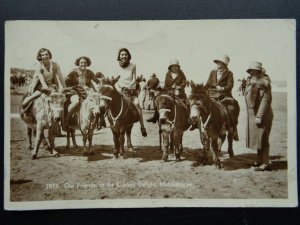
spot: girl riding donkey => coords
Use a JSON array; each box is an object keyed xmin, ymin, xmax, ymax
[
  {"xmin": 64, "ymin": 56, "xmax": 103, "ymax": 153},
  {"xmin": 22, "ymin": 48, "xmax": 66, "ymax": 109},
  {"xmin": 21, "ymin": 48, "xmax": 67, "ymax": 137},
  {"xmin": 147, "ymin": 59, "xmax": 190, "ymax": 124},
  {"xmin": 114, "ymin": 48, "xmax": 148, "ymax": 137},
  {"xmin": 200, "ymin": 54, "xmax": 240, "ymax": 140}
]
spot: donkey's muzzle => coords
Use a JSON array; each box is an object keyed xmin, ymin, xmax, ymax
[{"xmin": 159, "ymin": 118, "xmax": 167, "ymax": 124}]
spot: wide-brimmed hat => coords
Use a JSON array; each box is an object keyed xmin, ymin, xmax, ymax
[
  {"xmin": 246, "ymin": 61, "xmax": 263, "ymax": 74},
  {"xmin": 168, "ymin": 59, "xmax": 180, "ymax": 70},
  {"xmin": 213, "ymin": 54, "xmax": 230, "ymax": 66}
]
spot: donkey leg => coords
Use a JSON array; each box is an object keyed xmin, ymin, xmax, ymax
[
  {"xmin": 169, "ymin": 131, "xmax": 174, "ymax": 153},
  {"xmin": 27, "ymin": 127, "xmax": 33, "ymax": 150},
  {"xmin": 227, "ymin": 129, "xmax": 234, "ymax": 158},
  {"xmin": 216, "ymin": 138, "xmax": 223, "ymax": 169},
  {"xmin": 82, "ymin": 131, "xmax": 89, "ymax": 156},
  {"xmin": 161, "ymin": 131, "xmax": 169, "ymax": 161},
  {"xmin": 32, "ymin": 127, "xmax": 43, "ymax": 160},
  {"xmin": 173, "ymin": 132, "xmax": 181, "ymax": 162},
  {"xmin": 112, "ymin": 131, "xmax": 120, "ymax": 158},
  {"xmin": 71, "ymin": 129, "xmax": 78, "ymax": 148},
  {"xmin": 210, "ymin": 139, "xmax": 218, "ymax": 166},
  {"xmin": 119, "ymin": 132, "xmax": 126, "ymax": 157},
  {"xmin": 88, "ymin": 129, "xmax": 95, "ymax": 155},
  {"xmin": 126, "ymin": 126, "xmax": 134, "ymax": 152},
  {"xmin": 66, "ymin": 128, "xmax": 71, "ymax": 149},
  {"xmin": 48, "ymin": 127, "xmax": 59, "ymax": 157}
]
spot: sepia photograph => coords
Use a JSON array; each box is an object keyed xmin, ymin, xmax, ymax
[{"xmin": 4, "ymin": 19, "xmax": 297, "ymax": 210}]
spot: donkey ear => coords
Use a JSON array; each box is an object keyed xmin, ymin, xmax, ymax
[
  {"xmin": 190, "ymin": 80, "xmax": 195, "ymax": 88},
  {"xmin": 115, "ymin": 75, "xmax": 121, "ymax": 81}
]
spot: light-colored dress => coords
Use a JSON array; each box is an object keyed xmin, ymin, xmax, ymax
[
  {"xmin": 29, "ymin": 61, "xmax": 66, "ymax": 90},
  {"xmin": 115, "ymin": 63, "xmax": 136, "ymax": 92}
]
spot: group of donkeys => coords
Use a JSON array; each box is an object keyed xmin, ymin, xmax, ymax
[{"xmin": 20, "ymin": 76, "xmax": 238, "ymax": 168}]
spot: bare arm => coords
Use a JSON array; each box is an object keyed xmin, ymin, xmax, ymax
[{"xmin": 55, "ymin": 63, "xmax": 66, "ymax": 89}]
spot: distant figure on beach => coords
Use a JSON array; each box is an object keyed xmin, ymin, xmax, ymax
[
  {"xmin": 145, "ymin": 73, "xmax": 160, "ymax": 110},
  {"xmin": 137, "ymin": 74, "xmax": 147, "ymax": 109},
  {"xmin": 244, "ymin": 61, "xmax": 273, "ymax": 171}
]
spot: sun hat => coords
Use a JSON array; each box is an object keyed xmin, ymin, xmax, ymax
[
  {"xmin": 246, "ymin": 61, "xmax": 263, "ymax": 73},
  {"xmin": 213, "ymin": 54, "xmax": 230, "ymax": 66},
  {"xmin": 168, "ymin": 59, "xmax": 180, "ymax": 70}
]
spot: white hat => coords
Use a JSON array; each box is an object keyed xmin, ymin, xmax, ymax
[
  {"xmin": 168, "ymin": 59, "xmax": 180, "ymax": 70},
  {"xmin": 247, "ymin": 61, "xmax": 263, "ymax": 74},
  {"xmin": 213, "ymin": 54, "xmax": 230, "ymax": 66}
]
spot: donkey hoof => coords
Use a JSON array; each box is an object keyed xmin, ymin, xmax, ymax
[
  {"xmin": 66, "ymin": 145, "xmax": 70, "ymax": 150},
  {"xmin": 73, "ymin": 145, "xmax": 78, "ymax": 148},
  {"xmin": 229, "ymin": 153, "xmax": 234, "ymax": 158},
  {"xmin": 31, "ymin": 154, "xmax": 37, "ymax": 160},
  {"xmin": 162, "ymin": 155, "xmax": 168, "ymax": 162},
  {"xmin": 52, "ymin": 152, "xmax": 60, "ymax": 157},
  {"xmin": 83, "ymin": 151, "xmax": 88, "ymax": 156},
  {"xmin": 90, "ymin": 151, "xmax": 95, "ymax": 155}
]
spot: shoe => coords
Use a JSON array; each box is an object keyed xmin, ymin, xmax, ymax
[
  {"xmin": 147, "ymin": 117, "xmax": 157, "ymax": 123},
  {"xmin": 252, "ymin": 162, "xmax": 261, "ymax": 167},
  {"xmin": 141, "ymin": 127, "xmax": 147, "ymax": 137},
  {"xmin": 255, "ymin": 164, "xmax": 271, "ymax": 171}
]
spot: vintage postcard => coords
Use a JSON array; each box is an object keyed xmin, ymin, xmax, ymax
[{"xmin": 4, "ymin": 20, "xmax": 297, "ymax": 210}]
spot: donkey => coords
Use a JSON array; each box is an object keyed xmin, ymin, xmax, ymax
[
  {"xmin": 189, "ymin": 81, "xmax": 239, "ymax": 168},
  {"xmin": 20, "ymin": 88, "xmax": 66, "ymax": 159},
  {"xmin": 65, "ymin": 89, "xmax": 102, "ymax": 155},
  {"xmin": 155, "ymin": 94, "xmax": 190, "ymax": 162},
  {"xmin": 98, "ymin": 76, "xmax": 141, "ymax": 158}
]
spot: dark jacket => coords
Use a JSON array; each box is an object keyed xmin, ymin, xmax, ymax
[
  {"xmin": 164, "ymin": 69, "xmax": 186, "ymax": 91},
  {"xmin": 66, "ymin": 69, "xmax": 98, "ymax": 88},
  {"xmin": 146, "ymin": 77, "xmax": 160, "ymax": 90},
  {"xmin": 205, "ymin": 69, "xmax": 234, "ymax": 98}
]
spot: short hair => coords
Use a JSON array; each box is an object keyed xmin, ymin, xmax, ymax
[
  {"xmin": 117, "ymin": 48, "xmax": 132, "ymax": 61},
  {"xmin": 36, "ymin": 48, "xmax": 52, "ymax": 61},
  {"xmin": 75, "ymin": 56, "xmax": 92, "ymax": 66},
  {"xmin": 95, "ymin": 72, "xmax": 104, "ymax": 78}
]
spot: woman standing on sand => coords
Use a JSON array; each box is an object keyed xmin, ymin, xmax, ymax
[{"xmin": 245, "ymin": 61, "xmax": 273, "ymax": 171}]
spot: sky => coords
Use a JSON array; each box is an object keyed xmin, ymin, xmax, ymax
[{"xmin": 5, "ymin": 20, "xmax": 295, "ymax": 84}]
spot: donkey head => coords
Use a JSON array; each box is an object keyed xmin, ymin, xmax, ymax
[
  {"xmin": 189, "ymin": 81, "xmax": 210, "ymax": 122},
  {"xmin": 47, "ymin": 91, "xmax": 67, "ymax": 122},
  {"xmin": 86, "ymin": 92, "xmax": 102, "ymax": 117},
  {"xmin": 155, "ymin": 94, "xmax": 175, "ymax": 125}
]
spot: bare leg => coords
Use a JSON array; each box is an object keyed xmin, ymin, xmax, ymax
[{"xmin": 22, "ymin": 91, "xmax": 42, "ymax": 108}]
